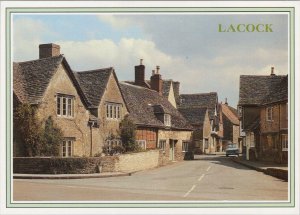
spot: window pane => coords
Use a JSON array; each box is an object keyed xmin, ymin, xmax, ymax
[
  {"xmin": 117, "ymin": 106, "xmax": 120, "ymax": 119},
  {"xmin": 113, "ymin": 106, "xmax": 117, "ymax": 118},
  {"xmin": 62, "ymin": 141, "xmax": 66, "ymax": 157},
  {"xmin": 68, "ymin": 141, "xmax": 72, "ymax": 157},
  {"xmin": 57, "ymin": 97, "xmax": 61, "ymax": 115},
  {"xmin": 68, "ymin": 98, "xmax": 72, "ymax": 116},
  {"xmin": 62, "ymin": 97, "xmax": 67, "ymax": 116},
  {"xmin": 110, "ymin": 105, "xmax": 113, "ymax": 118}
]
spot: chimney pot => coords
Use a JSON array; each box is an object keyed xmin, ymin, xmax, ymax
[
  {"xmin": 156, "ymin": 65, "xmax": 160, "ymax": 74},
  {"xmin": 140, "ymin": 59, "xmax": 143, "ymax": 65},
  {"xmin": 225, "ymin": 98, "xmax": 228, "ymax": 105},
  {"xmin": 152, "ymin": 70, "xmax": 156, "ymax": 76},
  {"xmin": 271, "ymin": 67, "xmax": 275, "ymax": 76}
]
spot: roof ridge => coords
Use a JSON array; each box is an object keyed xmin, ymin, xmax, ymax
[
  {"xmin": 120, "ymin": 81, "xmax": 158, "ymax": 93},
  {"xmin": 75, "ymin": 67, "xmax": 113, "ymax": 74},
  {"xmin": 180, "ymin": 92, "xmax": 217, "ymax": 96},
  {"xmin": 15, "ymin": 54, "xmax": 64, "ymax": 64}
]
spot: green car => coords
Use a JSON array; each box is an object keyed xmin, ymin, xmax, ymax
[{"xmin": 226, "ymin": 144, "xmax": 239, "ymax": 157}]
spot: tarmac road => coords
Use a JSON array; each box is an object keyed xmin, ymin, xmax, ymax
[{"xmin": 13, "ymin": 155, "xmax": 288, "ymax": 201}]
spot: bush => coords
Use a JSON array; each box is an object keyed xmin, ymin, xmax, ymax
[
  {"xmin": 119, "ymin": 117, "xmax": 139, "ymax": 152},
  {"xmin": 102, "ymin": 145, "xmax": 125, "ymax": 156}
]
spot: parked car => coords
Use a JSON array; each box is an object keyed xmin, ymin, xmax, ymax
[{"xmin": 226, "ymin": 144, "xmax": 239, "ymax": 157}]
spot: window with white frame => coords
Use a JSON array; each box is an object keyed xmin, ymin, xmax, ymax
[
  {"xmin": 136, "ymin": 140, "xmax": 146, "ymax": 150},
  {"xmin": 106, "ymin": 139, "xmax": 122, "ymax": 153},
  {"xmin": 182, "ymin": 141, "xmax": 189, "ymax": 152},
  {"xmin": 62, "ymin": 139, "xmax": 73, "ymax": 157},
  {"xmin": 158, "ymin": 140, "xmax": 166, "ymax": 151},
  {"xmin": 281, "ymin": 134, "xmax": 288, "ymax": 151},
  {"xmin": 57, "ymin": 94, "xmax": 74, "ymax": 117},
  {"xmin": 164, "ymin": 114, "xmax": 171, "ymax": 126},
  {"xmin": 106, "ymin": 103, "xmax": 122, "ymax": 120},
  {"xmin": 266, "ymin": 106, "xmax": 273, "ymax": 121}
]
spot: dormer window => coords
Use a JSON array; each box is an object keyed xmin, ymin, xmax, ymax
[{"xmin": 164, "ymin": 114, "xmax": 171, "ymax": 126}]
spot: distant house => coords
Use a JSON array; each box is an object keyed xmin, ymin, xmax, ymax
[
  {"xmin": 220, "ymin": 101, "xmax": 241, "ymax": 152},
  {"xmin": 120, "ymin": 61, "xmax": 193, "ymax": 161},
  {"xmin": 178, "ymin": 107, "xmax": 211, "ymax": 154},
  {"xmin": 238, "ymin": 67, "xmax": 288, "ymax": 163},
  {"xmin": 13, "ymin": 43, "xmax": 128, "ymax": 157},
  {"xmin": 178, "ymin": 92, "xmax": 223, "ymax": 154}
]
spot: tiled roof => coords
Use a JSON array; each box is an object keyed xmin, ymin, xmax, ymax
[
  {"xmin": 74, "ymin": 68, "xmax": 113, "ymax": 108},
  {"xmin": 120, "ymin": 82, "xmax": 192, "ymax": 130},
  {"xmin": 178, "ymin": 107, "xmax": 207, "ymax": 126},
  {"xmin": 239, "ymin": 75, "xmax": 287, "ymax": 106},
  {"xmin": 262, "ymin": 75, "xmax": 288, "ymax": 105},
  {"xmin": 179, "ymin": 92, "xmax": 218, "ymax": 119},
  {"xmin": 13, "ymin": 55, "xmax": 64, "ymax": 104},
  {"xmin": 221, "ymin": 104, "xmax": 239, "ymax": 125}
]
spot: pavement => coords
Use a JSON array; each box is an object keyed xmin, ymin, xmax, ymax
[
  {"xmin": 13, "ymin": 171, "xmax": 131, "ymax": 179},
  {"xmin": 231, "ymin": 156, "xmax": 288, "ymax": 181}
]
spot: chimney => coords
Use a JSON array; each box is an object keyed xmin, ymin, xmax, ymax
[
  {"xmin": 172, "ymin": 81, "xmax": 180, "ymax": 105},
  {"xmin": 225, "ymin": 98, "xmax": 228, "ymax": 105},
  {"xmin": 39, "ymin": 43, "xmax": 60, "ymax": 59},
  {"xmin": 270, "ymin": 67, "xmax": 275, "ymax": 76},
  {"xmin": 134, "ymin": 59, "xmax": 145, "ymax": 87},
  {"xmin": 151, "ymin": 65, "xmax": 163, "ymax": 95}
]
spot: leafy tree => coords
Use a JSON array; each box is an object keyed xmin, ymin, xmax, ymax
[
  {"xmin": 119, "ymin": 116, "xmax": 138, "ymax": 152},
  {"xmin": 14, "ymin": 104, "xmax": 43, "ymax": 156},
  {"xmin": 41, "ymin": 116, "xmax": 63, "ymax": 156}
]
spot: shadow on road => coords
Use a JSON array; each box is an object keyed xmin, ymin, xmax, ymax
[{"xmin": 189, "ymin": 155, "xmax": 252, "ymax": 171}]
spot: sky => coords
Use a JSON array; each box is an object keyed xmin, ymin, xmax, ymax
[{"xmin": 12, "ymin": 13, "xmax": 288, "ymax": 107}]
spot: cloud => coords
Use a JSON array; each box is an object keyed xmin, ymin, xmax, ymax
[{"xmin": 12, "ymin": 17, "xmax": 55, "ymax": 61}]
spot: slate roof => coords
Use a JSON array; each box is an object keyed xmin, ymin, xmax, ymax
[
  {"xmin": 178, "ymin": 92, "xmax": 218, "ymax": 119},
  {"xmin": 221, "ymin": 104, "xmax": 239, "ymax": 125},
  {"xmin": 262, "ymin": 75, "xmax": 288, "ymax": 105},
  {"xmin": 178, "ymin": 107, "xmax": 207, "ymax": 126},
  {"xmin": 119, "ymin": 82, "xmax": 192, "ymax": 130},
  {"xmin": 74, "ymin": 68, "xmax": 113, "ymax": 108},
  {"xmin": 13, "ymin": 55, "xmax": 64, "ymax": 104},
  {"xmin": 13, "ymin": 55, "xmax": 91, "ymax": 108},
  {"xmin": 239, "ymin": 75, "xmax": 287, "ymax": 106}
]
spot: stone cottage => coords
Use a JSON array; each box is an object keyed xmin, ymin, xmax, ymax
[
  {"xmin": 238, "ymin": 67, "xmax": 288, "ymax": 163},
  {"xmin": 220, "ymin": 100, "xmax": 241, "ymax": 152},
  {"xmin": 178, "ymin": 92, "xmax": 223, "ymax": 154},
  {"xmin": 13, "ymin": 43, "xmax": 128, "ymax": 157},
  {"xmin": 120, "ymin": 61, "xmax": 193, "ymax": 161}
]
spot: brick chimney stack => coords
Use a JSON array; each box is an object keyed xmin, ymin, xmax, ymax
[
  {"xmin": 134, "ymin": 59, "xmax": 146, "ymax": 87},
  {"xmin": 271, "ymin": 67, "xmax": 275, "ymax": 76},
  {"xmin": 39, "ymin": 43, "xmax": 60, "ymax": 59},
  {"xmin": 151, "ymin": 65, "xmax": 163, "ymax": 95}
]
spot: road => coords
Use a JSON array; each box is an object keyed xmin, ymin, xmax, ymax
[{"xmin": 13, "ymin": 155, "xmax": 288, "ymax": 201}]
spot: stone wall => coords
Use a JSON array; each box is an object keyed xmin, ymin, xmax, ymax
[{"xmin": 13, "ymin": 150, "xmax": 170, "ymax": 174}]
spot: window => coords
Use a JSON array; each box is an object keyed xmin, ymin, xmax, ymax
[
  {"xmin": 57, "ymin": 94, "xmax": 74, "ymax": 117},
  {"xmin": 281, "ymin": 134, "xmax": 288, "ymax": 151},
  {"xmin": 266, "ymin": 106, "xmax": 273, "ymax": 121},
  {"xmin": 136, "ymin": 140, "xmax": 146, "ymax": 150},
  {"xmin": 106, "ymin": 103, "xmax": 122, "ymax": 120},
  {"xmin": 182, "ymin": 141, "xmax": 189, "ymax": 152},
  {"xmin": 164, "ymin": 114, "xmax": 171, "ymax": 126},
  {"xmin": 106, "ymin": 139, "xmax": 122, "ymax": 153},
  {"xmin": 158, "ymin": 140, "xmax": 166, "ymax": 151},
  {"xmin": 204, "ymin": 138, "xmax": 209, "ymax": 149},
  {"xmin": 62, "ymin": 140, "xmax": 73, "ymax": 157}
]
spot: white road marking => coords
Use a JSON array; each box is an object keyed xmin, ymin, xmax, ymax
[
  {"xmin": 198, "ymin": 174, "xmax": 205, "ymax": 181},
  {"xmin": 183, "ymin": 185, "xmax": 196, "ymax": 198},
  {"xmin": 206, "ymin": 166, "xmax": 211, "ymax": 172}
]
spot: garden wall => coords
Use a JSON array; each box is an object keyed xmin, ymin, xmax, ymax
[{"xmin": 13, "ymin": 150, "xmax": 169, "ymax": 174}]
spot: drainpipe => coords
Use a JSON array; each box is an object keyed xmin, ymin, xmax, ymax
[{"xmin": 90, "ymin": 122, "xmax": 95, "ymax": 157}]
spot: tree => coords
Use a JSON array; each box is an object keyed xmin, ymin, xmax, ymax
[
  {"xmin": 41, "ymin": 116, "xmax": 63, "ymax": 156},
  {"xmin": 14, "ymin": 104, "xmax": 44, "ymax": 156},
  {"xmin": 119, "ymin": 116, "xmax": 138, "ymax": 152}
]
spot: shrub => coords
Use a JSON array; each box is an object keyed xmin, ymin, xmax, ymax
[
  {"xmin": 119, "ymin": 116, "xmax": 139, "ymax": 152},
  {"xmin": 14, "ymin": 104, "xmax": 44, "ymax": 156}
]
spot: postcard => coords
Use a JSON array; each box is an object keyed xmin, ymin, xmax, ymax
[{"xmin": 0, "ymin": 1, "xmax": 299, "ymax": 215}]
